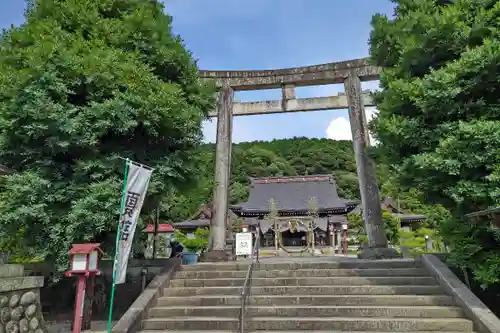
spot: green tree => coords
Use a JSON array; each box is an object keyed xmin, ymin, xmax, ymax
[
  {"xmin": 348, "ymin": 209, "xmax": 400, "ymax": 245},
  {"xmin": 159, "ymin": 138, "xmax": 362, "ymax": 222},
  {"xmin": 231, "ymin": 146, "xmax": 296, "ymax": 183},
  {"xmin": 160, "ymin": 148, "xmax": 216, "ymax": 222},
  {"xmin": 369, "ymin": 0, "xmax": 500, "ymax": 284},
  {"xmin": 378, "ymin": 164, "xmax": 453, "ymax": 230},
  {"xmin": 163, "ymin": 137, "xmax": 374, "ymax": 221},
  {"xmin": 228, "ymin": 146, "xmax": 297, "ymax": 203},
  {"xmin": 0, "ymin": 0, "xmax": 214, "ymax": 269},
  {"xmin": 332, "ymin": 170, "xmax": 359, "ymax": 199}
]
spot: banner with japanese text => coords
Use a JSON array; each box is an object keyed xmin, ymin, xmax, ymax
[{"xmin": 115, "ymin": 161, "xmax": 153, "ymax": 284}]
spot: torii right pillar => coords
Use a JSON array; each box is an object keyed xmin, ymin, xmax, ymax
[{"xmin": 344, "ymin": 71, "xmax": 399, "ymax": 259}]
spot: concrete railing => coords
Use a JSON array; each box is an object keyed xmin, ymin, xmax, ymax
[
  {"xmin": 111, "ymin": 256, "xmax": 182, "ymax": 333},
  {"xmin": 419, "ymin": 254, "xmax": 500, "ymax": 333}
]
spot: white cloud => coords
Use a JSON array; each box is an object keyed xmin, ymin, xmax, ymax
[
  {"xmin": 326, "ymin": 107, "xmax": 378, "ymax": 142},
  {"xmin": 325, "ymin": 116, "xmax": 352, "ymax": 140}
]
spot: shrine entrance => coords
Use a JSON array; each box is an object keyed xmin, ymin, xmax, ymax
[
  {"xmin": 272, "ymin": 217, "xmax": 316, "ymax": 255},
  {"xmin": 280, "ymin": 230, "xmax": 306, "ymax": 247}
]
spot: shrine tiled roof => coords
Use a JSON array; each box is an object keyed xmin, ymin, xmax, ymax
[
  {"xmin": 392, "ymin": 213, "xmax": 426, "ymax": 222},
  {"xmin": 173, "ymin": 219, "xmax": 210, "ymax": 228},
  {"xmin": 236, "ymin": 175, "xmax": 347, "ymax": 214},
  {"xmin": 351, "ymin": 197, "xmax": 427, "ymax": 223},
  {"xmin": 173, "ymin": 203, "xmax": 238, "ymax": 229}
]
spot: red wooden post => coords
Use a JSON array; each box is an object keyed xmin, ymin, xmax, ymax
[
  {"xmin": 82, "ymin": 275, "xmax": 96, "ymax": 330},
  {"xmin": 73, "ymin": 276, "xmax": 86, "ymax": 333}
]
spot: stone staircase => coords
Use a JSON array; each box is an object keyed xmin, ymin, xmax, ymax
[{"xmin": 139, "ymin": 259, "xmax": 475, "ymax": 332}]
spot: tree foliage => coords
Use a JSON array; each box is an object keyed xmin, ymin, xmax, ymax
[
  {"xmin": 174, "ymin": 227, "xmax": 209, "ymax": 253},
  {"xmin": 162, "ymin": 137, "xmax": 445, "ymax": 250},
  {"xmin": 347, "ymin": 209, "xmax": 401, "ymax": 245},
  {"xmin": 161, "ymin": 138, "xmax": 361, "ymax": 222},
  {"xmin": 369, "ymin": 0, "xmax": 500, "ymax": 285},
  {"xmin": 0, "ymin": 0, "xmax": 214, "ymax": 269}
]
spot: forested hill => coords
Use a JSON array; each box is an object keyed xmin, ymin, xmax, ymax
[
  {"xmin": 165, "ymin": 137, "xmax": 360, "ymax": 221},
  {"xmin": 228, "ymin": 137, "xmax": 360, "ymax": 202}
]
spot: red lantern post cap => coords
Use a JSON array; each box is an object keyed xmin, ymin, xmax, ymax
[{"xmin": 67, "ymin": 243, "xmax": 103, "ymax": 255}]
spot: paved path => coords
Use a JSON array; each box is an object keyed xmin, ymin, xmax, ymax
[
  {"xmin": 218, "ymin": 255, "xmax": 415, "ymax": 264},
  {"xmin": 46, "ymin": 320, "xmax": 116, "ymax": 333}
]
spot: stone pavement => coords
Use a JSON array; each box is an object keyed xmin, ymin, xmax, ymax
[
  {"xmin": 237, "ymin": 253, "xmax": 413, "ymax": 264},
  {"xmin": 46, "ymin": 320, "xmax": 116, "ymax": 333}
]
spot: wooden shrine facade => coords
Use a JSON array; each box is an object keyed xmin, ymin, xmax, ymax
[{"xmin": 230, "ymin": 175, "xmax": 357, "ymax": 251}]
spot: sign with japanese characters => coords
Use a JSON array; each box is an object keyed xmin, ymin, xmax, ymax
[
  {"xmin": 235, "ymin": 232, "xmax": 253, "ymax": 256},
  {"xmin": 115, "ymin": 161, "xmax": 153, "ymax": 284}
]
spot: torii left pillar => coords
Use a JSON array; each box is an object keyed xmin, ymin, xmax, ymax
[{"xmin": 205, "ymin": 85, "xmax": 234, "ymax": 261}]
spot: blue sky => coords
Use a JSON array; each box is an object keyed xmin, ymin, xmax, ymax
[{"xmin": 1, "ymin": 0, "xmax": 395, "ymax": 143}]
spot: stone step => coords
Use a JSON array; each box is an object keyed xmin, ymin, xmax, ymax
[
  {"xmin": 139, "ymin": 331, "xmax": 476, "ymax": 333},
  {"xmin": 179, "ymin": 260, "xmax": 419, "ymax": 271},
  {"xmin": 158, "ymin": 294, "xmax": 456, "ymax": 307},
  {"xmin": 169, "ymin": 276, "xmax": 437, "ymax": 288},
  {"xmin": 148, "ymin": 305, "xmax": 463, "ymax": 318},
  {"xmin": 163, "ymin": 285, "xmax": 445, "ymax": 297},
  {"xmin": 142, "ymin": 317, "xmax": 473, "ymax": 331},
  {"xmin": 174, "ymin": 268, "xmax": 430, "ymax": 279}
]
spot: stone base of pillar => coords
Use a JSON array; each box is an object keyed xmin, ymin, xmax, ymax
[
  {"xmin": 200, "ymin": 250, "xmax": 230, "ymax": 262},
  {"xmin": 357, "ymin": 247, "xmax": 401, "ymax": 259}
]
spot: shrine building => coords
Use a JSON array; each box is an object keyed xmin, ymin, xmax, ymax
[
  {"xmin": 230, "ymin": 175, "xmax": 356, "ymax": 251},
  {"xmin": 351, "ymin": 197, "xmax": 427, "ymax": 231},
  {"xmin": 170, "ymin": 175, "xmax": 427, "ymax": 252},
  {"xmin": 172, "ymin": 203, "xmax": 237, "ymax": 235}
]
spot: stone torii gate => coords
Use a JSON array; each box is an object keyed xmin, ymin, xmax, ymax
[{"xmin": 199, "ymin": 58, "xmax": 398, "ymax": 260}]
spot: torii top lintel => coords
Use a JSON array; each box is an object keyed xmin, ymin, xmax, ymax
[{"xmin": 199, "ymin": 57, "xmax": 380, "ymax": 91}]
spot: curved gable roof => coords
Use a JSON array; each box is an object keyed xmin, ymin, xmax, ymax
[{"xmin": 239, "ymin": 175, "xmax": 347, "ymax": 213}]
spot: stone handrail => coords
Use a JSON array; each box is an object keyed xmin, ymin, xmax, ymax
[
  {"xmin": 111, "ymin": 256, "xmax": 182, "ymax": 333},
  {"xmin": 419, "ymin": 254, "xmax": 500, "ymax": 333}
]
